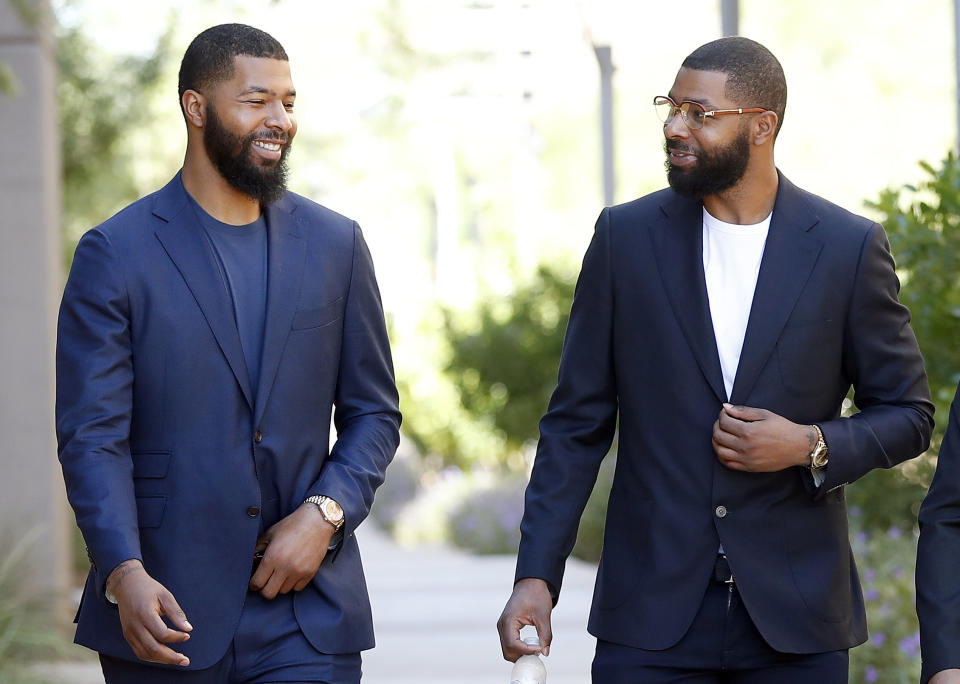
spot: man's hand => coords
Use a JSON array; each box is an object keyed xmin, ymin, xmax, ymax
[
  {"xmin": 497, "ymin": 578, "xmax": 553, "ymax": 662},
  {"xmin": 248, "ymin": 503, "xmax": 335, "ymax": 599},
  {"xmin": 106, "ymin": 559, "xmax": 192, "ymax": 666},
  {"xmin": 931, "ymin": 670, "xmax": 960, "ymax": 684},
  {"xmin": 712, "ymin": 403, "xmax": 813, "ymax": 472}
]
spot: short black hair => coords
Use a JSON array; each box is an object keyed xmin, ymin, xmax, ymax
[
  {"xmin": 178, "ymin": 23, "xmax": 288, "ymax": 107},
  {"xmin": 681, "ymin": 37, "xmax": 787, "ymax": 137}
]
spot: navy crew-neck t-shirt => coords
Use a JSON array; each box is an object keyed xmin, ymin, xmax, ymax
[{"xmin": 188, "ymin": 196, "xmax": 268, "ymax": 398}]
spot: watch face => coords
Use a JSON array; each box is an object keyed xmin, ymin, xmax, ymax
[
  {"xmin": 322, "ymin": 499, "xmax": 344, "ymax": 522},
  {"xmin": 812, "ymin": 447, "xmax": 829, "ymax": 469}
]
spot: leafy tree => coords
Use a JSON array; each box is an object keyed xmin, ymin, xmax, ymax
[
  {"xmin": 868, "ymin": 152, "xmax": 960, "ymax": 431},
  {"xmin": 57, "ymin": 15, "xmax": 173, "ymax": 263},
  {"xmin": 843, "ymin": 151, "xmax": 960, "ymax": 530},
  {"xmin": 443, "ymin": 263, "xmax": 575, "ymax": 450}
]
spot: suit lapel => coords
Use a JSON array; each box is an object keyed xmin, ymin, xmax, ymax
[
  {"xmin": 152, "ymin": 174, "xmax": 255, "ymax": 409},
  {"xmin": 652, "ymin": 193, "xmax": 727, "ymax": 403},
  {"xmin": 729, "ymin": 175, "xmax": 823, "ymax": 404},
  {"xmin": 253, "ymin": 196, "xmax": 306, "ymax": 427}
]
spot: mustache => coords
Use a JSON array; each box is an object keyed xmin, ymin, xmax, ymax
[
  {"xmin": 664, "ymin": 140, "xmax": 696, "ymax": 154},
  {"xmin": 246, "ymin": 129, "xmax": 290, "ymax": 145}
]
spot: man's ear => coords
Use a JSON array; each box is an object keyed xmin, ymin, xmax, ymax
[
  {"xmin": 753, "ymin": 110, "xmax": 778, "ymax": 146},
  {"xmin": 181, "ymin": 90, "xmax": 206, "ymax": 129}
]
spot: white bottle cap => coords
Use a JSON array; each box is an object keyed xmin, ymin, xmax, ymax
[{"xmin": 522, "ymin": 635, "xmax": 541, "ymax": 647}]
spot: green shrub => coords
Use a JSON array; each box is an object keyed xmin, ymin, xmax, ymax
[
  {"xmin": 848, "ymin": 516, "xmax": 921, "ymax": 683},
  {"xmin": 0, "ymin": 529, "xmax": 73, "ymax": 682},
  {"xmin": 447, "ymin": 475, "xmax": 527, "ymax": 555}
]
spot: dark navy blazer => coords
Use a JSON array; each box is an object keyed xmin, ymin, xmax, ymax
[
  {"xmin": 516, "ymin": 174, "xmax": 933, "ymax": 654},
  {"xmin": 917, "ymin": 382, "xmax": 960, "ymax": 683},
  {"xmin": 56, "ymin": 174, "xmax": 401, "ymax": 668}
]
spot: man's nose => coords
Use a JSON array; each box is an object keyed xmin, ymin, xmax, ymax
[
  {"xmin": 663, "ymin": 110, "xmax": 689, "ymax": 139},
  {"xmin": 265, "ymin": 102, "xmax": 293, "ymax": 133}
]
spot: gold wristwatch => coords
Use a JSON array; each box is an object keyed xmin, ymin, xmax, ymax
[
  {"xmin": 809, "ymin": 424, "xmax": 829, "ymax": 469},
  {"xmin": 305, "ymin": 495, "xmax": 345, "ymax": 531}
]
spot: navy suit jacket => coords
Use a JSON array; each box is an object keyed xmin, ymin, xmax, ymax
[
  {"xmin": 516, "ymin": 174, "xmax": 933, "ymax": 654},
  {"xmin": 56, "ymin": 174, "xmax": 401, "ymax": 668},
  {"xmin": 917, "ymin": 382, "xmax": 960, "ymax": 683}
]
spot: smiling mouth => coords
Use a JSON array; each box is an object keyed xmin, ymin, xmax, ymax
[{"xmin": 253, "ymin": 140, "xmax": 283, "ymax": 152}]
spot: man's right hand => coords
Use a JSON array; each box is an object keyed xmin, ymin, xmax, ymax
[
  {"xmin": 497, "ymin": 577, "xmax": 553, "ymax": 662},
  {"xmin": 931, "ymin": 670, "xmax": 960, "ymax": 684},
  {"xmin": 106, "ymin": 559, "xmax": 193, "ymax": 666}
]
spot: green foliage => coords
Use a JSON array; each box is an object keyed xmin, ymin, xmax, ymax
[
  {"xmin": 0, "ymin": 529, "xmax": 73, "ymax": 682},
  {"xmin": 393, "ymin": 461, "xmax": 612, "ymax": 561},
  {"xmin": 0, "ymin": 61, "xmax": 16, "ymax": 97},
  {"xmin": 848, "ymin": 520, "xmax": 921, "ymax": 683},
  {"xmin": 867, "ymin": 151, "xmax": 960, "ymax": 460},
  {"xmin": 447, "ymin": 475, "xmax": 527, "ymax": 555},
  {"xmin": 395, "ymin": 312, "xmax": 509, "ymax": 471},
  {"xmin": 844, "ymin": 151, "xmax": 960, "ymax": 531},
  {"xmin": 57, "ymin": 15, "xmax": 173, "ymax": 262},
  {"xmin": 443, "ymin": 264, "xmax": 575, "ymax": 449}
]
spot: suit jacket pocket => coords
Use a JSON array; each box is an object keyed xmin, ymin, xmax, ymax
[
  {"xmin": 291, "ymin": 298, "xmax": 344, "ymax": 331},
  {"xmin": 136, "ymin": 496, "xmax": 167, "ymax": 528},
  {"xmin": 131, "ymin": 451, "xmax": 171, "ymax": 478},
  {"xmin": 777, "ymin": 319, "xmax": 842, "ymax": 396}
]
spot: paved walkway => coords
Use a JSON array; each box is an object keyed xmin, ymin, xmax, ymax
[{"xmin": 35, "ymin": 523, "xmax": 598, "ymax": 683}]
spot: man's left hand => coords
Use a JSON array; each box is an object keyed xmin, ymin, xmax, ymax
[
  {"xmin": 249, "ymin": 503, "xmax": 335, "ymax": 599},
  {"xmin": 712, "ymin": 404, "xmax": 814, "ymax": 472}
]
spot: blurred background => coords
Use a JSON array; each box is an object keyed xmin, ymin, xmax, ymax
[{"xmin": 3, "ymin": 0, "xmax": 960, "ymax": 681}]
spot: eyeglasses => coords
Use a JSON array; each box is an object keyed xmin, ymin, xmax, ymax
[{"xmin": 653, "ymin": 95, "xmax": 766, "ymax": 130}]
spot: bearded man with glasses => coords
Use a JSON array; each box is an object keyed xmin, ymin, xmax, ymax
[{"xmin": 497, "ymin": 36, "xmax": 932, "ymax": 683}]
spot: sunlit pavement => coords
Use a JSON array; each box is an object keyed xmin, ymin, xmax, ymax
[
  {"xmin": 361, "ymin": 523, "xmax": 596, "ymax": 683},
  {"xmin": 37, "ymin": 523, "xmax": 598, "ymax": 683}
]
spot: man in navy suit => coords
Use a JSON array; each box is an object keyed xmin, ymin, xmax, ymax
[
  {"xmin": 917, "ymin": 385, "xmax": 960, "ymax": 684},
  {"xmin": 56, "ymin": 24, "xmax": 400, "ymax": 683},
  {"xmin": 497, "ymin": 37, "xmax": 933, "ymax": 682}
]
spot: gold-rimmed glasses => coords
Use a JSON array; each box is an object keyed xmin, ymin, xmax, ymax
[{"xmin": 653, "ymin": 95, "xmax": 766, "ymax": 130}]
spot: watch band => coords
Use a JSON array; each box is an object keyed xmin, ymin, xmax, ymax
[{"xmin": 809, "ymin": 424, "xmax": 829, "ymax": 469}]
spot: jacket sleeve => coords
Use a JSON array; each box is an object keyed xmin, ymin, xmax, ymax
[
  {"xmin": 816, "ymin": 223, "xmax": 934, "ymax": 493},
  {"xmin": 306, "ymin": 223, "xmax": 401, "ymax": 543},
  {"xmin": 514, "ymin": 209, "xmax": 619, "ymax": 599},
  {"xmin": 56, "ymin": 228, "xmax": 141, "ymax": 593},
  {"xmin": 917, "ymin": 382, "xmax": 960, "ymax": 684}
]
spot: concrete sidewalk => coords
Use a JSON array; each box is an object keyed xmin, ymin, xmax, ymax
[
  {"xmin": 35, "ymin": 523, "xmax": 598, "ymax": 683},
  {"xmin": 361, "ymin": 524, "xmax": 596, "ymax": 683}
]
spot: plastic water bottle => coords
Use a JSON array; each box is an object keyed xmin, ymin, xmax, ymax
[{"xmin": 510, "ymin": 635, "xmax": 547, "ymax": 684}]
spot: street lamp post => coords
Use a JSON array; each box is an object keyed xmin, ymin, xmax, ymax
[
  {"xmin": 721, "ymin": 0, "xmax": 739, "ymax": 36},
  {"xmin": 594, "ymin": 44, "xmax": 615, "ymax": 207}
]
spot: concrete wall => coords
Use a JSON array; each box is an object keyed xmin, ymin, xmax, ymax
[{"xmin": 0, "ymin": 0, "xmax": 71, "ymax": 615}]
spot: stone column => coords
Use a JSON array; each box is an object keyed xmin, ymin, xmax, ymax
[{"xmin": 0, "ymin": 0, "xmax": 71, "ymax": 620}]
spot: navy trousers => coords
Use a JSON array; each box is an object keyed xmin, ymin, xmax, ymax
[
  {"xmin": 100, "ymin": 590, "xmax": 361, "ymax": 684},
  {"xmin": 592, "ymin": 570, "xmax": 848, "ymax": 683}
]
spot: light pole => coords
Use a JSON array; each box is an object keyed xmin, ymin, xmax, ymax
[
  {"xmin": 594, "ymin": 45, "xmax": 616, "ymax": 207},
  {"xmin": 721, "ymin": 0, "xmax": 739, "ymax": 36}
]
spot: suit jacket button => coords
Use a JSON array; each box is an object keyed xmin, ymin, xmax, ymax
[
  {"xmin": 247, "ymin": 506, "xmax": 260, "ymax": 518},
  {"xmin": 254, "ymin": 430, "xmax": 263, "ymax": 444},
  {"xmin": 715, "ymin": 505, "xmax": 728, "ymax": 518}
]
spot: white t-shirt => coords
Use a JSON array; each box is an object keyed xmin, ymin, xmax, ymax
[{"xmin": 702, "ymin": 208, "xmax": 772, "ymax": 399}]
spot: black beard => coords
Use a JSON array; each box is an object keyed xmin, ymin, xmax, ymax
[
  {"xmin": 203, "ymin": 103, "xmax": 291, "ymax": 205},
  {"xmin": 665, "ymin": 126, "xmax": 750, "ymax": 200}
]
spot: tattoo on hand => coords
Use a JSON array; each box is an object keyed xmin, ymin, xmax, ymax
[{"xmin": 108, "ymin": 560, "xmax": 142, "ymax": 593}]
